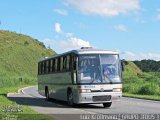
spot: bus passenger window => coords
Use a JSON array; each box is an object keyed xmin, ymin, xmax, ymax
[
  {"xmin": 46, "ymin": 61, "xmax": 49, "ymax": 73},
  {"xmin": 42, "ymin": 62, "xmax": 44, "ymax": 74},
  {"xmin": 66, "ymin": 56, "xmax": 70, "ymax": 71},
  {"xmin": 57, "ymin": 58, "xmax": 61, "ymax": 72},
  {"xmin": 60, "ymin": 57, "xmax": 63, "ymax": 71},
  {"xmin": 44, "ymin": 61, "xmax": 46, "ymax": 74},
  {"xmin": 55, "ymin": 59, "xmax": 57, "ymax": 72},
  {"xmin": 73, "ymin": 56, "xmax": 77, "ymax": 70},
  {"xmin": 52, "ymin": 60, "xmax": 55, "ymax": 72},
  {"xmin": 50, "ymin": 60, "xmax": 52, "ymax": 72},
  {"xmin": 63, "ymin": 56, "xmax": 67, "ymax": 70},
  {"xmin": 38, "ymin": 63, "xmax": 41, "ymax": 75},
  {"xmin": 73, "ymin": 61, "xmax": 76, "ymax": 70},
  {"xmin": 48, "ymin": 60, "xmax": 51, "ymax": 73}
]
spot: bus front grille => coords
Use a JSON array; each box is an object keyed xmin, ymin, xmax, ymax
[{"xmin": 92, "ymin": 95, "xmax": 111, "ymax": 102}]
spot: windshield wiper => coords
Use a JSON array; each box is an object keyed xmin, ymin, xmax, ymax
[
  {"xmin": 104, "ymin": 75, "xmax": 113, "ymax": 84},
  {"xmin": 90, "ymin": 78, "xmax": 102, "ymax": 84}
]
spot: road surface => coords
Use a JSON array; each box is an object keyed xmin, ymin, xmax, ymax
[{"xmin": 8, "ymin": 86, "xmax": 160, "ymax": 120}]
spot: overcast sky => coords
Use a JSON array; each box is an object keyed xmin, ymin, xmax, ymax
[{"xmin": 1, "ymin": 0, "xmax": 160, "ymax": 60}]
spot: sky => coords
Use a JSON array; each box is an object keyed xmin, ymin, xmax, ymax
[{"xmin": 0, "ymin": 0, "xmax": 160, "ymax": 60}]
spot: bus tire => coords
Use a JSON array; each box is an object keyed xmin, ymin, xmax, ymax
[
  {"xmin": 103, "ymin": 102, "xmax": 112, "ymax": 108},
  {"xmin": 45, "ymin": 88, "xmax": 50, "ymax": 101},
  {"xmin": 67, "ymin": 90, "xmax": 74, "ymax": 106}
]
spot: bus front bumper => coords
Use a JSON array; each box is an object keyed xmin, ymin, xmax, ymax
[{"xmin": 74, "ymin": 92, "xmax": 122, "ymax": 104}]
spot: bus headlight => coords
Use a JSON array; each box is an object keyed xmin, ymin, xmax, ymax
[
  {"xmin": 113, "ymin": 88, "xmax": 122, "ymax": 92},
  {"xmin": 79, "ymin": 89, "xmax": 91, "ymax": 93}
]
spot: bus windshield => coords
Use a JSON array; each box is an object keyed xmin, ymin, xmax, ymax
[{"xmin": 78, "ymin": 54, "xmax": 121, "ymax": 84}]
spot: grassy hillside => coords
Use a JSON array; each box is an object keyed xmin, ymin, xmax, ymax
[
  {"xmin": 123, "ymin": 61, "xmax": 160, "ymax": 97},
  {"xmin": 0, "ymin": 30, "xmax": 56, "ymax": 87},
  {"xmin": 123, "ymin": 61, "xmax": 142, "ymax": 81}
]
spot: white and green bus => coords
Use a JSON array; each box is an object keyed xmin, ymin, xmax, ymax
[{"xmin": 38, "ymin": 47, "xmax": 122, "ymax": 108}]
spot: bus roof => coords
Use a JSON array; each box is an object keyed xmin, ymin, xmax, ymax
[
  {"xmin": 70, "ymin": 48, "xmax": 119, "ymax": 55},
  {"xmin": 39, "ymin": 48, "xmax": 119, "ymax": 62}
]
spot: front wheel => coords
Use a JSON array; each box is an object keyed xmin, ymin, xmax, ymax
[
  {"xmin": 67, "ymin": 91, "xmax": 74, "ymax": 106},
  {"xmin": 103, "ymin": 102, "xmax": 112, "ymax": 108}
]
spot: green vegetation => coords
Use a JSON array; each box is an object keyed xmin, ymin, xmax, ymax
[
  {"xmin": 123, "ymin": 60, "xmax": 160, "ymax": 100},
  {"xmin": 0, "ymin": 86, "xmax": 53, "ymax": 120},
  {"xmin": 0, "ymin": 30, "xmax": 56, "ymax": 87},
  {"xmin": 123, "ymin": 93, "xmax": 160, "ymax": 101},
  {"xmin": 134, "ymin": 59, "xmax": 160, "ymax": 72},
  {"xmin": 0, "ymin": 30, "xmax": 55, "ymax": 119}
]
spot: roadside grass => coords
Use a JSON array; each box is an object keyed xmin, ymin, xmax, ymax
[
  {"xmin": 0, "ymin": 30, "xmax": 56, "ymax": 119},
  {"xmin": 0, "ymin": 72, "xmax": 37, "ymax": 87},
  {"xmin": 122, "ymin": 61, "xmax": 160, "ymax": 101},
  {"xmin": 0, "ymin": 85, "xmax": 53, "ymax": 120},
  {"xmin": 123, "ymin": 93, "xmax": 160, "ymax": 101}
]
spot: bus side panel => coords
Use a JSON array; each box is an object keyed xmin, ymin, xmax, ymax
[
  {"xmin": 38, "ymin": 72, "xmax": 72, "ymax": 101},
  {"xmin": 38, "ymin": 75, "xmax": 45, "ymax": 97}
]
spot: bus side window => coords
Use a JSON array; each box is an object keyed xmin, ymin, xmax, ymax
[
  {"xmin": 66, "ymin": 55, "xmax": 70, "ymax": 71},
  {"xmin": 48, "ymin": 60, "xmax": 51, "ymax": 73},
  {"xmin": 59, "ymin": 57, "xmax": 62, "ymax": 72},
  {"xmin": 55, "ymin": 59, "xmax": 57, "ymax": 72},
  {"xmin": 50, "ymin": 59, "xmax": 53, "ymax": 72},
  {"xmin": 70, "ymin": 55, "xmax": 73, "ymax": 70},
  {"xmin": 73, "ymin": 56, "xmax": 77, "ymax": 70},
  {"xmin": 57, "ymin": 58, "xmax": 59, "ymax": 72},
  {"xmin": 52, "ymin": 59, "xmax": 55, "ymax": 72},
  {"xmin": 63, "ymin": 56, "xmax": 67, "ymax": 71},
  {"xmin": 57, "ymin": 58, "xmax": 61, "ymax": 72},
  {"xmin": 42, "ymin": 62, "xmax": 44, "ymax": 74},
  {"xmin": 69, "ymin": 55, "xmax": 72, "ymax": 70},
  {"xmin": 50, "ymin": 59, "xmax": 52, "ymax": 73},
  {"xmin": 60, "ymin": 57, "xmax": 63, "ymax": 72},
  {"xmin": 44, "ymin": 61, "xmax": 46, "ymax": 74},
  {"xmin": 40, "ymin": 62, "xmax": 42, "ymax": 74},
  {"xmin": 40, "ymin": 62, "xmax": 41, "ymax": 74},
  {"xmin": 70, "ymin": 55, "xmax": 77, "ymax": 84},
  {"xmin": 38, "ymin": 63, "xmax": 41, "ymax": 75},
  {"xmin": 46, "ymin": 61, "xmax": 48, "ymax": 73}
]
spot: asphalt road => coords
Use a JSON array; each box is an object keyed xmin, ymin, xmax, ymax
[{"xmin": 8, "ymin": 86, "xmax": 160, "ymax": 120}]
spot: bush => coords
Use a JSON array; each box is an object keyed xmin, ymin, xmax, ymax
[
  {"xmin": 123, "ymin": 84, "xmax": 141, "ymax": 94},
  {"xmin": 24, "ymin": 41, "xmax": 29, "ymax": 45},
  {"xmin": 23, "ymin": 74, "xmax": 37, "ymax": 85},
  {"xmin": 0, "ymin": 71, "xmax": 36, "ymax": 87},
  {"xmin": 138, "ymin": 82, "xmax": 160, "ymax": 95},
  {"xmin": 39, "ymin": 42, "xmax": 46, "ymax": 48}
]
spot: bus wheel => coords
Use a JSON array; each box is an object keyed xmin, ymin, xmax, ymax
[
  {"xmin": 67, "ymin": 91, "xmax": 74, "ymax": 106},
  {"xmin": 103, "ymin": 102, "xmax": 112, "ymax": 108},
  {"xmin": 45, "ymin": 88, "xmax": 50, "ymax": 101}
]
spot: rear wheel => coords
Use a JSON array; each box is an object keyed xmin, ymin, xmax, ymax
[
  {"xmin": 45, "ymin": 88, "xmax": 50, "ymax": 101},
  {"xmin": 67, "ymin": 91, "xmax": 74, "ymax": 106},
  {"xmin": 103, "ymin": 102, "xmax": 112, "ymax": 108}
]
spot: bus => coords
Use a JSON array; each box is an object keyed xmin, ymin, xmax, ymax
[{"xmin": 38, "ymin": 47, "xmax": 122, "ymax": 108}]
